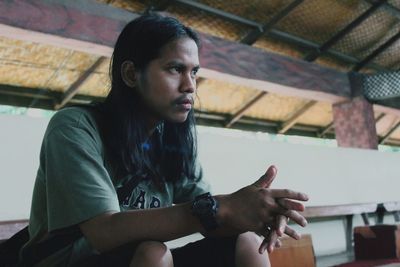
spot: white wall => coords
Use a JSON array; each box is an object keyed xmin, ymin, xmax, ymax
[
  {"xmin": 0, "ymin": 114, "xmax": 48, "ymax": 221},
  {"xmin": 1, "ymin": 114, "xmax": 400, "ymax": 256},
  {"xmin": 197, "ymin": 126, "xmax": 400, "ymax": 206}
]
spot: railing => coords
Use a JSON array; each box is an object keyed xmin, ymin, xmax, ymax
[{"xmin": 301, "ymin": 202, "xmax": 400, "ymax": 253}]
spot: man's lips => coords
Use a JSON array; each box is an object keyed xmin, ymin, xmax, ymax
[
  {"xmin": 175, "ymin": 97, "xmax": 193, "ymax": 110},
  {"xmin": 175, "ymin": 97, "xmax": 193, "ymax": 105}
]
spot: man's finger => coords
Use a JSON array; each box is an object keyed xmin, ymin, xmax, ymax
[
  {"xmin": 274, "ymin": 238, "xmax": 282, "ymax": 248},
  {"xmin": 277, "ymin": 198, "xmax": 306, "ymax": 212},
  {"xmin": 253, "ymin": 165, "xmax": 277, "ymax": 188},
  {"xmin": 267, "ymin": 230, "xmax": 279, "ymax": 253},
  {"xmin": 276, "ymin": 215, "xmax": 287, "ymax": 236},
  {"xmin": 279, "ymin": 210, "xmax": 307, "ymax": 227},
  {"xmin": 270, "ymin": 189, "xmax": 309, "ymax": 201},
  {"xmin": 259, "ymin": 238, "xmax": 269, "ymax": 254},
  {"xmin": 258, "ymin": 228, "xmax": 271, "ymax": 254},
  {"xmin": 284, "ymin": 225, "xmax": 301, "ymax": 240}
]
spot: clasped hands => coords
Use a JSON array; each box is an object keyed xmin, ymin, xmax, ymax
[{"xmin": 223, "ymin": 165, "xmax": 309, "ymax": 254}]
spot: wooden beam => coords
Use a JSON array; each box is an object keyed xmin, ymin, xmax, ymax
[
  {"xmin": 0, "ymin": 0, "xmax": 135, "ymax": 46},
  {"xmin": 225, "ymin": 91, "xmax": 267, "ymax": 128},
  {"xmin": 199, "ymin": 35, "xmax": 350, "ymax": 102},
  {"xmin": 278, "ymin": 100, "xmax": 317, "ymax": 134},
  {"xmin": 0, "ymin": 24, "xmax": 113, "ymax": 57},
  {"xmin": 0, "ymin": 0, "xmax": 351, "ymax": 103},
  {"xmin": 54, "ymin": 56, "xmax": 107, "ymax": 110}
]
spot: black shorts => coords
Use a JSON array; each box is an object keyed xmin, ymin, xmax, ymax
[
  {"xmin": 72, "ymin": 236, "xmax": 238, "ymax": 267},
  {"xmin": 172, "ymin": 236, "xmax": 238, "ymax": 267}
]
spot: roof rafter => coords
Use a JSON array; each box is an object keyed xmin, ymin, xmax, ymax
[
  {"xmin": 54, "ymin": 56, "xmax": 107, "ymax": 110},
  {"xmin": 352, "ymin": 29, "xmax": 400, "ymax": 72},
  {"xmin": 364, "ymin": 0, "xmax": 400, "ymax": 20},
  {"xmin": 375, "ymin": 112, "xmax": 387, "ymax": 124},
  {"xmin": 278, "ymin": 100, "xmax": 317, "ymax": 134},
  {"xmin": 240, "ymin": 0, "xmax": 304, "ymax": 45},
  {"xmin": 318, "ymin": 122, "xmax": 334, "ymax": 138},
  {"xmin": 380, "ymin": 120, "xmax": 400, "ymax": 144},
  {"xmin": 225, "ymin": 91, "xmax": 267, "ymax": 128},
  {"xmin": 173, "ymin": 0, "xmax": 262, "ymax": 28}
]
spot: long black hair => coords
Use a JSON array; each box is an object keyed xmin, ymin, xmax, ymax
[{"xmin": 98, "ymin": 14, "xmax": 201, "ymax": 186}]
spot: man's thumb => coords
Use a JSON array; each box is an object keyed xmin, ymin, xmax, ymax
[{"xmin": 253, "ymin": 165, "xmax": 277, "ymax": 188}]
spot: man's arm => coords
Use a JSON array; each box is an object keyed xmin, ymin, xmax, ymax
[{"xmin": 80, "ymin": 166, "xmax": 308, "ymax": 253}]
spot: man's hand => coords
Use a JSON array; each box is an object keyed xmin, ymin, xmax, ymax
[
  {"xmin": 254, "ymin": 166, "xmax": 307, "ymax": 254},
  {"xmin": 219, "ymin": 165, "xmax": 309, "ymax": 253}
]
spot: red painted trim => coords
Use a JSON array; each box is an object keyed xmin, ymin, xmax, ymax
[
  {"xmin": 0, "ymin": 0, "xmax": 127, "ymax": 46},
  {"xmin": 199, "ymin": 33, "xmax": 351, "ymax": 97}
]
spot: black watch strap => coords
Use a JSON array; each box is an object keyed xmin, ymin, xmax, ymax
[{"xmin": 191, "ymin": 192, "xmax": 219, "ymax": 231}]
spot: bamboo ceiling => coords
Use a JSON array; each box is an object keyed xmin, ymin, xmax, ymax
[{"xmin": 1, "ymin": 0, "xmax": 400, "ymax": 145}]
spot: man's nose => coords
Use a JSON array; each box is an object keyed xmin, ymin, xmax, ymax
[{"xmin": 180, "ymin": 73, "xmax": 196, "ymax": 93}]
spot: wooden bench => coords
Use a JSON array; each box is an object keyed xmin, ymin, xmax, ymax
[
  {"xmin": 294, "ymin": 202, "xmax": 400, "ymax": 266},
  {"xmin": 269, "ymin": 203, "xmax": 395, "ymax": 267},
  {"xmin": 0, "ymin": 219, "xmax": 28, "ymax": 243},
  {"xmin": 301, "ymin": 203, "xmax": 378, "ymax": 252},
  {"xmin": 377, "ymin": 201, "xmax": 400, "ymax": 223}
]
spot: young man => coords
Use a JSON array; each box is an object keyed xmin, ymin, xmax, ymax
[{"xmin": 19, "ymin": 14, "xmax": 308, "ymax": 267}]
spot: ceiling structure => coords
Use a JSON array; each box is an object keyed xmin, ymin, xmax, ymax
[{"xmin": 1, "ymin": 0, "xmax": 400, "ymax": 146}]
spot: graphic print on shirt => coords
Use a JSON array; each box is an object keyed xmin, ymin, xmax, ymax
[{"xmin": 122, "ymin": 187, "xmax": 163, "ymax": 210}]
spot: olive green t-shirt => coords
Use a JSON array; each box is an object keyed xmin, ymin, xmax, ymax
[{"xmin": 22, "ymin": 107, "xmax": 209, "ymax": 266}]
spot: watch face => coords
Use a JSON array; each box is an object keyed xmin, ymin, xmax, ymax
[
  {"xmin": 196, "ymin": 199, "xmax": 213, "ymax": 214},
  {"xmin": 193, "ymin": 197, "xmax": 216, "ymax": 218}
]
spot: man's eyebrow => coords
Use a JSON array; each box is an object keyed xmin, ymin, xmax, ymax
[{"xmin": 166, "ymin": 60, "xmax": 200, "ymax": 69}]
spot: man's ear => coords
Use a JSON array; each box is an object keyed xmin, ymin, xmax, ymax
[{"xmin": 121, "ymin": 60, "xmax": 137, "ymax": 88}]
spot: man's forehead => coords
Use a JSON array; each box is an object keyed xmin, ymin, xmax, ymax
[{"xmin": 159, "ymin": 38, "xmax": 199, "ymax": 65}]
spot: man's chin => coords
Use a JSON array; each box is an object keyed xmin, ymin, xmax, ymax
[{"xmin": 166, "ymin": 113, "xmax": 189, "ymax": 124}]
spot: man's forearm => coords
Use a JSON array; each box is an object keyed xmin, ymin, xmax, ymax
[{"xmin": 80, "ymin": 201, "xmax": 207, "ymax": 252}]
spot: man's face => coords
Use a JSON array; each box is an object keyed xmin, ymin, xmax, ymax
[{"xmin": 136, "ymin": 37, "xmax": 200, "ymax": 125}]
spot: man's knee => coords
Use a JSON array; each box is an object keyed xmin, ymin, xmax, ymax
[
  {"xmin": 237, "ymin": 231, "xmax": 263, "ymax": 248},
  {"xmin": 236, "ymin": 232, "xmax": 270, "ymax": 267},
  {"xmin": 131, "ymin": 241, "xmax": 172, "ymax": 267}
]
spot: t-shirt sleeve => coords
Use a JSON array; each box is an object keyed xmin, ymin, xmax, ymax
[
  {"xmin": 43, "ymin": 122, "xmax": 120, "ymax": 232},
  {"xmin": 172, "ymin": 166, "xmax": 211, "ymax": 204}
]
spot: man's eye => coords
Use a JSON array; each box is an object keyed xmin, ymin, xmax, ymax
[
  {"xmin": 191, "ymin": 68, "xmax": 199, "ymax": 77},
  {"xmin": 170, "ymin": 66, "xmax": 182, "ymax": 73}
]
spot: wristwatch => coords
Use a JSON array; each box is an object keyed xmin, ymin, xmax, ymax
[{"xmin": 191, "ymin": 192, "xmax": 219, "ymax": 231}]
